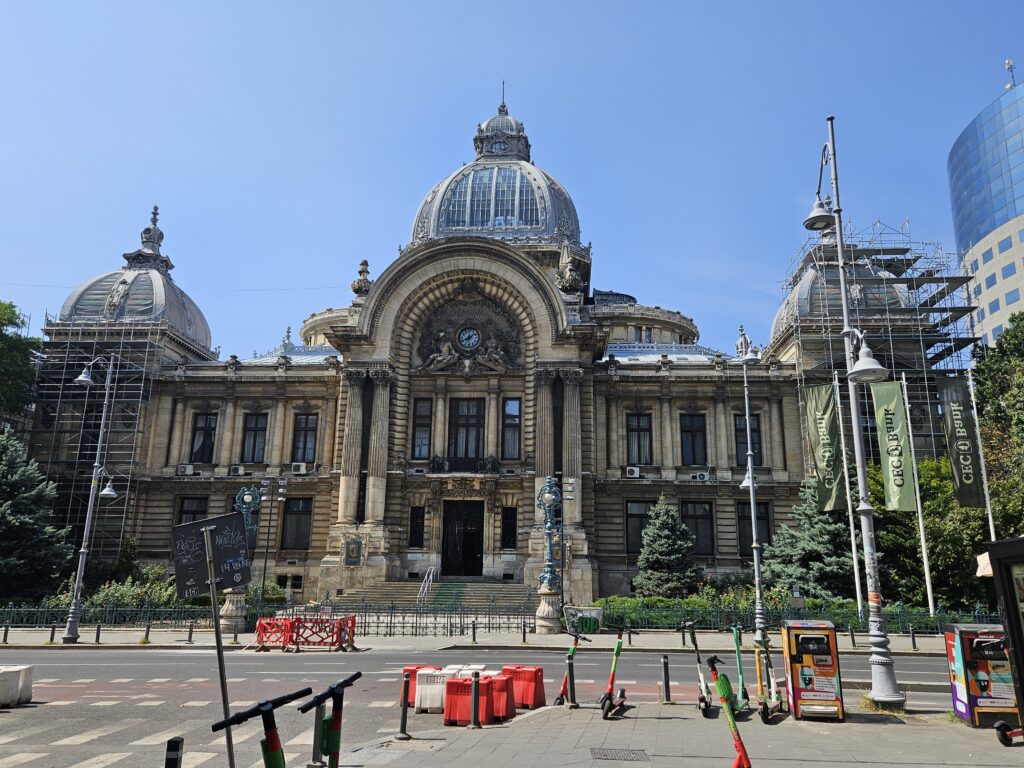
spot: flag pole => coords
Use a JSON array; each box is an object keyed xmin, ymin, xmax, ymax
[
  {"xmin": 966, "ymin": 368, "xmax": 997, "ymax": 541},
  {"xmin": 834, "ymin": 372, "xmax": 864, "ymax": 620},
  {"xmin": 901, "ymin": 373, "xmax": 935, "ymax": 617}
]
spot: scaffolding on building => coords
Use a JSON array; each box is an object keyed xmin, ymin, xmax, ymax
[
  {"xmin": 30, "ymin": 314, "xmax": 167, "ymax": 560},
  {"xmin": 766, "ymin": 219, "xmax": 978, "ymax": 473}
]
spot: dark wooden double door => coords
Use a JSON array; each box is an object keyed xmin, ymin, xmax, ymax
[{"xmin": 441, "ymin": 500, "xmax": 484, "ymax": 577}]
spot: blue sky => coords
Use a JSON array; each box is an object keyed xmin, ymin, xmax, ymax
[{"xmin": 2, "ymin": 1, "xmax": 1022, "ymax": 357}]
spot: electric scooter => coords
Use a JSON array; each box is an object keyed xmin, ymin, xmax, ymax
[
  {"xmin": 706, "ymin": 655, "xmax": 752, "ymax": 768},
  {"xmin": 211, "ymin": 686, "xmax": 313, "ymax": 768},
  {"xmin": 684, "ymin": 621, "xmax": 712, "ymax": 717},
  {"xmin": 754, "ymin": 632, "xmax": 786, "ymax": 724},
  {"xmin": 298, "ymin": 671, "xmax": 363, "ymax": 768},
  {"xmin": 995, "ymin": 717, "xmax": 1024, "ymax": 747},
  {"xmin": 554, "ymin": 629, "xmax": 591, "ymax": 705},
  {"xmin": 730, "ymin": 625, "xmax": 751, "ymax": 713},
  {"xmin": 599, "ymin": 624, "xmax": 639, "ymax": 719}
]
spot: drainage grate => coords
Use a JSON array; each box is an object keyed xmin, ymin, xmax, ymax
[{"xmin": 590, "ymin": 748, "xmax": 650, "ymax": 761}]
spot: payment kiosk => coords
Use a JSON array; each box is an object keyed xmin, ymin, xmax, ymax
[
  {"xmin": 944, "ymin": 623, "xmax": 1017, "ymax": 726},
  {"xmin": 781, "ymin": 619, "xmax": 844, "ymax": 721}
]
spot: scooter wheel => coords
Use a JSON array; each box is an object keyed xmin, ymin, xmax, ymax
[
  {"xmin": 602, "ymin": 698, "xmax": 613, "ymax": 720},
  {"xmin": 698, "ymin": 697, "xmax": 711, "ymax": 718},
  {"xmin": 758, "ymin": 702, "xmax": 771, "ymax": 724},
  {"xmin": 995, "ymin": 721, "xmax": 1014, "ymax": 747},
  {"xmin": 554, "ymin": 695, "xmax": 565, "ymax": 706},
  {"xmin": 597, "ymin": 692, "xmax": 609, "ymax": 707}
]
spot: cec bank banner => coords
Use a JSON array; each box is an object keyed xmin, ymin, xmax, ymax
[
  {"xmin": 937, "ymin": 377, "xmax": 986, "ymax": 508},
  {"xmin": 803, "ymin": 384, "xmax": 844, "ymax": 512},
  {"xmin": 870, "ymin": 382, "xmax": 916, "ymax": 512}
]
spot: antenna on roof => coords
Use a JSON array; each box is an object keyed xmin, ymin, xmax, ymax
[{"xmin": 1006, "ymin": 58, "xmax": 1017, "ymax": 90}]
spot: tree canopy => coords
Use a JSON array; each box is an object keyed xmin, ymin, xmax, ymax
[{"xmin": 0, "ymin": 301, "xmax": 41, "ymax": 423}]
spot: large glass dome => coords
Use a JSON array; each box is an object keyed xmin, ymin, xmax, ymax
[{"xmin": 410, "ymin": 103, "xmax": 580, "ymax": 246}]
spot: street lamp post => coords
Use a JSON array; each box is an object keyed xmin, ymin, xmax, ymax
[
  {"xmin": 62, "ymin": 354, "xmax": 118, "ymax": 644},
  {"xmin": 257, "ymin": 478, "xmax": 287, "ymax": 617},
  {"xmin": 534, "ymin": 476, "xmax": 563, "ymax": 634},
  {"xmin": 803, "ymin": 115, "xmax": 905, "ymax": 706},
  {"xmin": 735, "ymin": 327, "xmax": 765, "ymax": 651}
]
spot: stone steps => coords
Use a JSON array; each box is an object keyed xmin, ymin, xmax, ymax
[{"xmin": 337, "ymin": 580, "xmax": 537, "ymax": 609}]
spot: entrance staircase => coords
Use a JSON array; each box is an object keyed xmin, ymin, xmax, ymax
[{"xmin": 338, "ymin": 580, "xmax": 537, "ymax": 610}]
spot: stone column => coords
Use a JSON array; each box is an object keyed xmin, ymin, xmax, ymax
[
  {"xmin": 594, "ymin": 391, "xmax": 608, "ymax": 477},
  {"xmin": 659, "ymin": 395, "xmax": 674, "ymax": 471},
  {"xmin": 560, "ymin": 369, "xmax": 582, "ymax": 524},
  {"xmin": 432, "ymin": 379, "xmax": 447, "ymax": 460},
  {"xmin": 270, "ymin": 398, "xmax": 289, "ymax": 467},
  {"xmin": 534, "ymin": 369, "xmax": 556, "ymax": 523},
  {"xmin": 170, "ymin": 398, "xmax": 187, "ymax": 466},
  {"xmin": 714, "ymin": 396, "xmax": 731, "ymax": 469},
  {"xmin": 769, "ymin": 396, "xmax": 785, "ymax": 471},
  {"xmin": 337, "ymin": 368, "xmax": 366, "ymax": 523},
  {"xmin": 608, "ymin": 392, "xmax": 621, "ymax": 473},
  {"xmin": 217, "ymin": 399, "xmax": 237, "ymax": 467},
  {"xmin": 486, "ymin": 378, "xmax": 500, "ymax": 459},
  {"xmin": 323, "ymin": 393, "xmax": 338, "ymax": 468},
  {"xmin": 366, "ymin": 369, "xmax": 393, "ymax": 523}
]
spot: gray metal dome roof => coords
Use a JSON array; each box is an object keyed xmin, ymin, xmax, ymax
[
  {"xmin": 410, "ymin": 103, "xmax": 580, "ymax": 246},
  {"xmin": 59, "ymin": 207, "xmax": 213, "ymax": 350}
]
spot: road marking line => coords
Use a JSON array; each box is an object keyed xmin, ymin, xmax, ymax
[
  {"xmin": 53, "ymin": 719, "xmax": 145, "ymax": 745},
  {"xmin": 137, "ymin": 700, "xmax": 165, "ymax": 706},
  {"xmin": 260, "ymin": 678, "xmax": 280, "ymax": 682},
  {"xmin": 90, "ymin": 700, "xmax": 121, "ymax": 706},
  {"xmin": 34, "ymin": 678, "xmax": 59, "ymax": 683},
  {"xmin": 227, "ymin": 677, "xmax": 246, "ymax": 682},
  {"xmin": 182, "ymin": 753, "xmax": 219, "ymax": 767},
  {"xmin": 618, "ymin": 680, "xmax": 637, "ymax": 685},
  {"xmin": 131, "ymin": 719, "xmax": 206, "ymax": 746},
  {"xmin": 246, "ymin": 755, "xmax": 298, "ymax": 768},
  {"xmin": 185, "ymin": 677, "xmax": 209, "ymax": 683},
  {"xmin": 0, "ymin": 724, "xmax": 63, "ymax": 745},
  {"xmin": 210, "ymin": 728, "xmax": 260, "ymax": 746},
  {"xmin": 368, "ymin": 700, "xmax": 396, "ymax": 708},
  {"xmin": 544, "ymin": 678, "xmax": 555, "ymax": 683},
  {"xmin": 285, "ymin": 727, "xmax": 315, "ymax": 746},
  {"xmin": 76, "ymin": 754, "xmax": 134, "ymax": 768},
  {"xmin": 577, "ymin": 679, "xmax": 595, "ymax": 684},
  {"xmin": 183, "ymin": 700, "xmax": 211, "ymax": 707},
  {"xmin": 72, "ymin": 678, "xmax": 96, "ymax": 683},
  {"xmin": 109, "ymin": 678, "xmax": 134, "ymax": 683},
  {"xmin": 0, "ymin": 755, "xmax": 50, "ymax": 767},
  {"xmin": 43, "ymin": 700, "xmax": 75, "ymax": 705},
  {"xmin": 375, "ymin": 677, "xmax": 399, "ymax": 682},
  {"xmin": 147, "ymin": 678, "xmax": 172, "ymax": 683},
  {"xmin": 229, "ymin": 700, "xmax": 256, "ymax": 707}
]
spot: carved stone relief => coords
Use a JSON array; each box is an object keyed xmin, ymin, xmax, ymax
[{"xmin": 416, "ymin": 286, "xmax": 522, "ymax": 377}]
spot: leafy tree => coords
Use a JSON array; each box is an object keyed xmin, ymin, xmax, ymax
[
  {"xmin": 762, "ymin": 479, "xmax": 858, "ymax": 600},
  {"xmin": 0, "ymin": 426, "xmax": 72, "ymax": 601},
  {"xmin": 632, "ymin": 496, "xmax": 702, "ymax": 598},
  {"xmin": 0, "ymin": 301, "xmax": 40, "ymax": 422}
]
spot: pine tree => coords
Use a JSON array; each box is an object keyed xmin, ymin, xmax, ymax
[
  {"xmin": 762, "ymin": 480, "xmax": 858, "ymax": 600},
  {"xmin": 632, "ymin": 496, "xmax": 702, "ymax": 598},
  {"xmin": 0, "ymin": 426, "xmax": 72, "ymax": 601}
]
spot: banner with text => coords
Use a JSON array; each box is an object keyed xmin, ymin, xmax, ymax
[
  {"xmin": 937, "ymin": 376, "xmax": 986, "ymax": 508},
  {"xmin": 870, "ymin": 381, "xmax": 916, "ymax": 512},
  {"xmin": 803, "ymin": 384, "xmax": 844, "ymax": 511}
]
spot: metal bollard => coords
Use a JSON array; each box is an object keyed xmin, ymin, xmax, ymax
[
  {"xmin": 3, "ymin": 623, "xmax": 9, "ymax": 644},
  {"xmin": 397, "ymin": 672, "xmax": 412, "ymax": 740},
  {"xmin": 848, "ymin": 623, "xmax": 856, "ymax": 648},
  {"xmin": 164, "ymin": 735, "xmax": 184, "ymax": 768},
  {"xmin": 232, "ymin": 626, "xmax": 239, "ymax": 645},
  {"xmin": 471, "ymin": 620, "xmax": 477, "ymax": 645},
  {"xmin": 909, "ymin": 625, "xmax": 918, "ymax": 651},
  {"xmin": 522, "ymin": 619, "xmax": 527, "ymax": 645},
  {"xmin": 309, "ymin": 701, "xmax": 325, "ymax": 766},
  {"xmin": 187, "ymin": 621, "xmax": 194, "ymax": 645},
  {"xmin": 143, "ymin": 622, "xmax": 152, "ymax": 643},
  {"xmin": 469, "ymin": 671, "xmax": 481, "ymax": 728},
  {"xmin": 680, "ymin": 625, "xmax": 686, "ymax": 647},
  {"xmin": 566, "ymin": 653, "xmax": 578, "ymax": 708},
  {"xmin": 661, "ymin": 654, "xmax": 672, "ymax": 703},
  {"xmin": 49, "ymin": 625, "xmax": 57, "ymax": 643},
  {"xmin": 627, "ymin": 622, "xmax": 632, "ymax": 646},
  {"xmin": 95, "ymin": 624, "xmax": 102, "ymax": 644}
]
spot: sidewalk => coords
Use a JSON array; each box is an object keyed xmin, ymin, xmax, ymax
[{"xmin": 347, "ymin": 703, "xmax": 1015, "ymax": 767}]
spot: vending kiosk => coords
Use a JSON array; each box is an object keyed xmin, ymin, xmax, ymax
[
  {"xmin": 944, "ymin": 623, "xmax": 1017, "ymax": 727},
  {"xmin": 781, "ymin": 619, "xmax": 844, "ymax": 721},
  {"xmin": 985, "ymin": 537, "xmax": 1024, "ymax": 744}
]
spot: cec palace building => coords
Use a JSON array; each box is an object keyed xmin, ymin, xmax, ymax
[{"xmin": 30, "ymin": 103, "xmax": 830, "ymax": 605}]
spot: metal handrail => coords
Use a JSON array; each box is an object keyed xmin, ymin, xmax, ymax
[{"xmin": 416, "ymin": 566, "xmax": 436, "ymax": 607}]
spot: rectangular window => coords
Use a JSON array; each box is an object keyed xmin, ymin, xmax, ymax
[
  {"xmin": 189, "ymin": 413, "xmax": 217, "ymax": 463},
  {"xmin": 990, "ymin": 298, "xmax": 1001, "ymax": 314},
  {"xmin": 994, "ymin": 324, "xmax": 1005, "ymax": 340},
  {"xmin": 734, "ymin": 414, "xmax": 763, "ymax": 466},
  {"xmin": 982, "ymin": 333, "xmax": 989, "ymax": 345},
  {"xmin": 1003, "ymin": 262, "xmax": 1018, "ymax": 279},
  {"xmin": 411, "ymin": 399, "xmax": 432, "ymax": 459},
  {"xmin": 1008, "ymin": 288, "xmax": 1021, "ymax": 305},
  {"xmin": 978, "ymin": 308, "xmax": 986, "ymax": 322},
  {"xmin": 501, "ymin": 398, "xmax": 522, "ymax": 460},
  {"xmin": 240, "ymin": 412, "xmax": 268, "ymax": 463},
  {"xmin": 681, "ymin": 501, "xmax": 714, "ymax": 556},
  {"xmin": 633, "ymin": 326, "xmax": 642, "ymax": 342},
  {"xmin": 983, "ymin": 248, "xmax": 994, "ymax": 263},
  {"xmin": 1019, "ymin": 229, "xmax": 1024, "ymax": 243},
  {"xmin": 643, "ymin": 327, "xmax": 653, "ymax": 343},
  {"xmin": 974, "ymin": 284, "xmax": 982, "ymax": 298},
  {"xmin": 448, "ymin": 398, "xmax": 485, "ymax": 460},
  {"xmin": 986, "ymin": 273, "xmax": 998, "ymax": 289},
  {"xmin": 291, "ymin": 414, "xmax": 318, "ymax": 464},
  {"xmin": 281, "ymin": 497, "xmax": 312, "ymax": 550},
  {"xmin": 999, "ymin": 236, "xmax": 1013, "ymax": 253},
  {"xmin": 737, "ymin": 501, "xmax": 771, "ymax": 558},
  {"xmin": 178, "ymin": 497, "xmax": 208, "ymax": 524},
  {"xmin": 626, "ymin": 500, "xmax": 654, "ymax": 555},
  {"xmin": 500, "ymin": 506, "xmax": 518, "ymax": 550},
  {"xmin": 626, "ymin": 413, "xmax": 653, "ymax": 465},
  {"xmin": 679, "ymin": 414, "xmax": 707, "ymax": 466},
  {"xmin": 971, "ymin": 259, "xmax": 979, "ymax": 273},
  {"xmin": 408, "ymin": 506, "xmax": 425, "ymax": 548}
]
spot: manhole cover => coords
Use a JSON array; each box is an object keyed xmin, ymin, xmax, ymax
[{"xmin": 590, "ymin": 748, "xmax": 650, "ymax": 761}]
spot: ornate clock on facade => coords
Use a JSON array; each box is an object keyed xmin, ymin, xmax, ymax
[{"xmin": 457, "ymin": 327, "xmax": 481, "ymax": 351}]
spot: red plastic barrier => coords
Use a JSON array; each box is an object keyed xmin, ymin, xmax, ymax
[
  {"xmin": 443, "ymin": 677, "xmax": 494, "ymax": 726},
  {"xmin": 486, "ymin": 674, "xmax": 516, "ymax": 722},
  {"xmin": 500, "ymin": 665, "xmax": 545, "ymax": 709},
  {"xmin": 401, "ymin": 665, "xmax": 440, "ymax": 706},
  {"xmin": 255, "ymin": 618, "xmax": 293, "ymax": 650}
]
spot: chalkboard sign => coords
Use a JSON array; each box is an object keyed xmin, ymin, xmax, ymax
[{"xmin": 171, "ymin": 511, "xmax": 252, "ymax": 600}]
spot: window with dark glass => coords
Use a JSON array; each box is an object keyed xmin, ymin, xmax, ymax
[
  {"xmin": 643, "ymin": 327, "xmax": 653, "ymax": 343},
  {"xmin": 502, "ymin": 398, "xmax": 521, "ymax": 460},
  {"xmin": 408, "ymin": 506, "xmax": 425, "ymax": 548},
  {"xmin": 737, "ymin": 501, "xmax": 771, "ymax": 558},
  {"xmin": 633, "ymin": 327, "xmax": 642, "ymax": 342},
  {"xmin": 681, "ymin": 501, "xmax": 714, "ymax": 556},
  {"xmin": 448, "ymin": 398, "xmax": 484, "ymax": 460},
  {"xmin": 190, "ymin": 413, "xmax": 217, "ymax": 463},
  {"xmin": 240, "ymin": 412, "xmax": 268, "ymax": 463},
  {"xmin": 626, "ymin": 413, "xmax": 653, "ymax": 465},
  {"xmin": 501, "ymin": 506, "xmax": 518, "ymax": 550},
  {"xmin": 178, "ymin": 497, "xmax": 208, "ymax": 524},
  {"xmin": 281, "ymin": 497, "xmax": 312, "ymax": 550},
  {"xmin": 626, "ymin": 500, "xmax": 654, "ymax": 555},
  {"xmin": 412, "ymin": 399, "xmax": 432, "ymax": 459},
  {"xmin": 291, "ymin": 414, "xmax": 318, "ymax": 464},
  {"xmin": 679, "ymin": 414, "xmax": 707, "ymax": 466},
  {"xmin": 734, "ymin": 414, "xmax": 763, "ymax": 466}
]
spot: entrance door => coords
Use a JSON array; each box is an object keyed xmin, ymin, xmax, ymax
[{"xmin": 441, "ymin": 500, "xmax": 485, "ymax": 577}]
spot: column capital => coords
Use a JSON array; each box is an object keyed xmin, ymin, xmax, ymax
[
  {"xmin": 343, "ymin": 367, "xmax": 368, "ymax": 384},
  {"xmin": 369, "ymin": 368, "xmax": 395, "ymax": 385},
  {"xmin": 536, "ymin": 368, "xmax": 559, "ymax": 382},
  {"xmin": 559, "ymin": 368, "xmax": 583, "ymax": 385}
]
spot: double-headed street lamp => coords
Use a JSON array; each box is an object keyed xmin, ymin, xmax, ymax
[
  {"xmin": 803, "ymin": 116, "xmax": 904, "ymax": 706},
  {"xmin": 62, "ymin": 354, "xmax": 120, "ymax": 644},
  {"xmin": 537, "ymin": 476, "xmax": 563, "ymax": 594}
]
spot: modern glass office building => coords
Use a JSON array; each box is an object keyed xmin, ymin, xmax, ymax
[{"xmin": 948, "ymin": 84, "xmax": 1024, "ymax": 344}]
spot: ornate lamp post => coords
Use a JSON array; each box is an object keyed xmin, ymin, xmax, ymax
[
  {"xmin": 802, "ymin": 115, "xmax": 904, "ymax": 706},
  {"xmin": 534, "ymin": 475, "xmax": 563, "ymax": 634},
  {"xmin": 256, "ymin": 478, "xmax": 287, "ymax": 618}
]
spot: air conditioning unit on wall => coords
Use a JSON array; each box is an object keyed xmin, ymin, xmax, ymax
[
  {"xmin": 176, "ymin": 464, "xmax": 194, "ymax": 476},
  {"xmin": 229, "ymin": 465, "xmax": 246, "ymax": 476},
  {"xmin": 625, "ymin": 466, "xmax": 641, "ymax": 478},
  {"xmin": 690, "ymin": 472, "xmax": 709, "ymax": 482},
  {"xmin": 291, "ymin": 462, "xmax": 308, "ymax": 475}
]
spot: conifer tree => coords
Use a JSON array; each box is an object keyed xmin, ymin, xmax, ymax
[
  {"xmin": 0, "ymin": 426, "xmax": 72, "ymax": 601},
  {"xmin": 632, "ymin": 496, "xmax": 702, "ymax": 598}
]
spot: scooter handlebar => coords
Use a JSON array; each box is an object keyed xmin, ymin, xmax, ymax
[
  {"xmin": 565, "ymin": 630, "xmax": 592, "ymax": 642},
  {"xmin": 212, "ymin": 686, "xmax": 313, "ymax": 731},
  {"xmin": 297, "ymin": 671, "xmax": 364, "ymax": 713}
]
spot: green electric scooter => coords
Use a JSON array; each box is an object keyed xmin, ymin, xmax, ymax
[
  {"xmin": 754, "ymin": 631, "xmax": 787, "ymax": 724},
  {"xmin": 554, "ymin": 629, "xmax": 591, "ymax": 706},
  {"xmin": 684, "ymin": 622, "xmax": 712, "ymax": 716},
  {"xmin": 599, "ymin": 624, "xmax": 639, "ymax": 719},
  {"xmin": 729, "ymin": 625, "xmax": 752, "ymax": 713}
]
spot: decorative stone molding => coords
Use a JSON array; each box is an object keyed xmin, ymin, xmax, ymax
[
  {"xmin": 559, "ymin": 368, "xmax": 583, "ymax": 385},
  {"xmin": 442, "ymin": 478, "xmax": 480, "ymax": 498},
  {"xmin": 227, "ymin": 354, "xmax": 240, "ymax": 372},
  {"xmin": 191, "ymin": 399, "xmax": 221, "ymax": 412},
  {"xmin": 370, "ymin": 369, "xmax": 395, "ymax": 385},
  {"xmin": 416, "ymin": 290, "xmax": 522, "ymax": 376},
  {"xmin": 343, "ymin": 367, "xmax": 367, "ymax": 384},
  {"xmin": 536, "ymin": 368, "xmax": 559, "ymax": 382},
  {"xmin": 240, "ymin": 400, "xmax": 269, "ymax": 412},
  {"xmin": 292, "ymin": 399, "xmax": 321, "ymax": 413},
  {"xmin": 351, "ymin": 260, "xmax": 373, "ymax": 296}
]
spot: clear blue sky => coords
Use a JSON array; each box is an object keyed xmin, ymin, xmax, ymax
[{"xmin": 2, "ymin": 2, "xmax": 1022, "ymax": 357}]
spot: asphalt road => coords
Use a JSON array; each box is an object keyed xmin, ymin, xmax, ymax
[{"xmin": 0, "ymin": 647, "xmax": 953, "ymax": 768}]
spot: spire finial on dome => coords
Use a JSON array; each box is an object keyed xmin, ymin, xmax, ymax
[
  {"xmin": 499, "ymin": 80, "xmax": 507, "ymax": 114},
  {"xmin": 140, "ymin": 204, "xmax": 165, "ymax": 254},
  {"xmin": 151, "ymin": 205, "xmax": 159, "ymax": 226}
]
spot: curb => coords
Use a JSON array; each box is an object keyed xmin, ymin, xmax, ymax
[
  {"xmin": 843, "ymin": 678, "xmax": 949, "ymax": 693},
  {"xmin": 439, "ymin": 643, "xmax": 948, "ymax": 658}
]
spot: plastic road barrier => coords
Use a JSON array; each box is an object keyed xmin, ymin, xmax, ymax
[
  {"xmin": 500, "ymin": 665, "xmax": 545, "ymax": 709},
  {"xmin": 415, "ymin": 668, "xmax": 458, "ymax": 713},
  {"xmin": 443, "ymin": 677, "xmax": 494, "ymax": 726},
  {"xmin": 401, "ymin": 665, "xmax": 440, "ymax": 706},
  {"xmin": 0, "ymin": 666, "xmax": 32, "ymax": 705},
  {"xmin": 485, "ymin": 675, "xmax": 516, "ymax": 722}
]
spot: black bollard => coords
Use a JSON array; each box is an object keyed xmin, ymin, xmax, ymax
[
  {"xmin": 910, "ymin": 624, "xmax": 918, "ymax": 651},
  {"xmin": 186, "ymin": 621, "xmax": 194, "ymax": 645},
  {"xmin": 469, "ymin": 671, "xmax": 481, "ymax": 728},
  {"xmin": 232, "ymin": 626, "xmax": 239, "ymax": 645},
  {"xmin": 164, "ymin": 736, "xmax": 184, "ymax": 768},
  {"xmin": 143, "ymin": 622, "xmax": 152, "ymax": 643},
  {"xmin": 680, "ymin": 625, "xmax": 686, "ymax": 647},
  {"xmin": 397, "ymin": 672, "xmax": 412, "ymax": 740},
  {"xmin": 626, "ymin": 621, "xmax": 632, "ymax": 646},
  {"xmin": 95, "ymin": 624, "xmax": 102, "ymax": 644},
  {"xmin": 848, "ymin": 623, "xmax": 856, "ymax": 648},
  {"xmin": 2, "ymin": 623, "xmax": 9, "ymax": 644},
  {"xmin": 49, "ymin": 625, "xmax": 56, "ymax": 643},
  {"xmin": 566, "ymin": 653, "xmax": 578, "ymax": 708},
  {"xmin": 661, "ymin": 654, "xmax": 672, "ymax": 703},
  {"xmin": 522, "ymin": 619, "xmax": 527, "ymax": 645},
  {"xmin": 471, "ymin": 620, "xmax": 477, "ymax": 645}
]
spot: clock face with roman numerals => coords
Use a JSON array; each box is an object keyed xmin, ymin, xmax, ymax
[{"xmin": 457, "ymin": 327, "xmax": 481, "ymax": 350}]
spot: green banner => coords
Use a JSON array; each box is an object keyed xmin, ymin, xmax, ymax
[
  {"xmin": 803, "ymin": 384, "xmax": 844, "ymax": 511},
  {"xmin": 937, "ymin": 377, "xmax": 986, "ymax": 508},
  {"xmin": 870, "ymin": 382, "xmax": 916, "ymax": 512}
]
